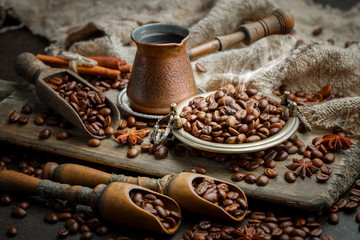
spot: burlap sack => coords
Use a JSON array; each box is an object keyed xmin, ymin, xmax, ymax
[{"xmin": 2, "ymin": 0, "xmax": 360, "ymax": 135}]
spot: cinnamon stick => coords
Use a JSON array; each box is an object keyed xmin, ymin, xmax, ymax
[
  {"xmin": 36, "ymin": 54, "xmax": 121, "ymax": 79},
  {"xmin": 87, "ymin": 56, "xmax": 122, "ymax": 70}
]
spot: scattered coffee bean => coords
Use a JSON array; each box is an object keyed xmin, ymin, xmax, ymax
[
  {"xmin": 7, "ymin": 226, "xmax": 18, "ymax": 237},
  {"xmin": 88, "ymin": 138, "xmax": 101, "ymax": 147},
  {"xmin": 245, "ymin": 174, "xmax": 257, "ymax": 184},
  {"xmin": 21, "ymin": 104, "xmax": 32, "ymax": 114},
  {"xmin": 81, "ymin": 231, "xmax": 94, "ymax": 240},
  {"xmin": 231, "ymin": 172, "xmax": 245, "ymax": 182},
  {"xmin": 264, "ymin": 168, "xmax": 279, "ymax": 178},
  {"xmin": 44, "ymin": 212, "xmax": 59, "ymax": 223},
  {"xmin": 12, "ymin": 206, "xmax": 27, "ymax": 218},
  {"xmin": 127, "ymin": 116, "xmax": 136, "ymax": 127},
  {"xmin": 105, "ymin": 126, "xmax": 115, "ymax": 136},
  {"xmin": 327, "ymin": 213, "xmax": 339, "ymax": 224},
  {"xmin": 316, "ymin": 173, "xmax": 330, "ymax": 182},
  {"xmin": 57, "ymin": 131, "xmax": 70, "ymax": 140},
  {"xmin": 257, "ymin": 175, "xmax": 269, "ymax": 186},
  {"xmin": 34, "ymin": 115, "xmax": 45, "ymax": 125},
  {"xmin": 127, "ymin": 147, "xmax": 140, "ymax": 158},
  {"xmin": 195, "ymin": 62, "xmax": 207, "ymax": 73},
  {"xmin": 285, "ymin": 171, "xmax": 296, "ymax": 183},
  {"xmin": 344, "ymin": 201, "xmax": 358, "ymax": 212},
  {"xmin": 68, "ymin": 221, "xmax": 80, "ymax": 234},
  {"xmin": 154, "ymin": 145, "xmax": 168, "ymax": 159},
  {"xmin": 313, "ymin": 27, "xmax": 323, "ymax": 36},
  {"xmin": 18, "ymin": 201, "xmax": 30, "ymax": 210},
  {"xmin": 96, "ymin": 225, "xmax": 109, "ymax": 236},
  {"xmin": 0, "ymin": 194, "xmax": 12, "ymax": 205},
  {"xmin": 58, "ymin": 229, "xmax": 69, "ymax": 238},
  {"xmin": 18, "ymin": 115, "xmax": 29, "ymax": 125},
  {"xmin": 356, "ymin": 212, "xmax": 360, "ymax": 223},
  {"xmin": 9, "ymin": 111, "xmax": 21, "ymax": 122}
]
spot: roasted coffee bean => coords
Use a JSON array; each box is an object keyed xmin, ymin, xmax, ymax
[
  {"xmin": 18, "ymin": 115, "xmax": 29, "ymax": 125},
  {"xmin": 257, "ymin": 175, "xmax": 269, "ymax": 186},
  {"xmin": 322, "ymin": 235, "xmax": 334, "ymax": 240},
  {"xmin": 21, "ymin": 104, "xmax": 32, "ymax": 114},
  {"xmin": 68, "ymin": 221, "xmax": 80, "ymax": 234},
  {"xmin": 193, "ymin": 165, "xmax": 207, "ymax": 174},
  {"xmin": 195, "ymin": 62, "xmax": 207, "ymax": 73},
  {"xmin": 231, "ymin": 172, "xmax": 245, "ymax": 182},
  {"xmin": 58, "ymin": 229, "xmax": 69, "ymax": 238},
  {"xmin": 327, "ymin": 213, "xmax": 339, "ymax": 224},
  {"xmin": 88, "ymin": 138, "xmax": 101, "ymax": 147},
  {"xmin": 313, "ymin": 27, "xmax": 323, "ymax": 36},
  {"xmin": 57, "ymin": 131, "xmax": 70, "ymax": 140},
  {"xmin": 245, "ymin": 174, "xmax": 257, "ymax": 184},
  {"xmin": 321, "ymin": 165, "xmax": 333, "ymax": 175},
  {"xmin": 39, "ymin": 128, "xmax": 52, "ymax": 139},
  {"xmin": 0, "ymin": 194, "xmax": 12, "ymax": 205},
  {"xmin": 264, "ymin": 168, "xmax": 278, "ymax": 178},
  {"xmin": 96, "ymin": 225, "xmax": 109, "ymax": 236},
  {"xmin": 335, "ymin": 198, "xmax": 347, "ymax": 209},
  {"xmin": 310, "ymin": 228, "xmax": 322, "ymax": 237},
  {"xmin": 44, "ymin": 212, "xmax": 59, "ymax": 223},
  {"xmin": 34, "ymin": 115, "xmax": 45, "ymax": 125},
  {"xmin": 105, "ymin": 126, "xmax": 115, "ymax": 136},
  {"xmin": 12, "ymin": 206, "xmax": 27, "ymax": 218},
  {"xmin": 7, "ymin": 226, "xmax": 18, "ymax": 237},
  {"xmin": 316, "ymin": 172, "xmax": 330, "ymax": 182},
  {"xmin": 81, "ymin": 231, "xmax": 94, "ymax": 240},
  {"xmin": 127, "ymin": 147, "xmax": 140, "ymax": 158},
  {"xmin": 118, "ymin": 119, "xmax": 127, "ymax": 129},
  {"xmin": 350, "ymin": 189, "xmax": 360, "ymax": 197},
  {"xmin": 18, "ymin": 201, "xmax": 30, "ymax": 210},
  {"xmin": 344, "ymin": 201, "xmax": 358, "ymax": 212},
  {"xmin": 322, "ymin": 153, "xmax": 335, "ymax": 163},
  {"xmin": 154, "ymin": 145, "xmax": 168, "ymax": 159},
  {"xmin": 265, "ymin": 159, "xmax": 276, "ymax": 169},
  {"xmin": 9, "ymin": 111, "xmax": 21, "ymax": 122},
  {"xmin": 59, "ymin": 212, "xmax": 73, "ymax": 221},
  {"xmin": 285, "ymin": 171, "xmax": 296, "ymax": 183},
  {"xmin": 312, "ymin": 158, "xmax": 324, "ymax": 168},
  {"xmin": 127, "ymin": 116, "xmax": 136, "ymax": 127}
]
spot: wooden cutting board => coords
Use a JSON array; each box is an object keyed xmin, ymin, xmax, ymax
[{"xmin": 0, "ymin": 79, "xmax": 359, "ymax": 210}]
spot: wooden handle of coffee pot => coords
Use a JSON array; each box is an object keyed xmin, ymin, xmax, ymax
[
  {"xmin": 0, "ymin": 170, "xmax": 93, "ymax": 206},
  {"xmin": 14, "ymin": 52, "xmax": 50, "ymax": 84},
  {"xmin": 189, "ymin": 9, "xmax": 294, "ymax": 60}
]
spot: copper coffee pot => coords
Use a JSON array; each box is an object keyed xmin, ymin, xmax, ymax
[{"xmin": 127, "ymin": 9, "xmax": 294, "ymax": 114}]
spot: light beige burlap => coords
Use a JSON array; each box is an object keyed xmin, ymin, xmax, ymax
[{"xmin": 2, "ymin": 0, "xmax": 360, "ymax": 135}]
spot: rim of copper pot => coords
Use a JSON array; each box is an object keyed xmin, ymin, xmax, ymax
[{"xmin": 131, "ymin": 23, "xmax": 190, "ymax": 47}]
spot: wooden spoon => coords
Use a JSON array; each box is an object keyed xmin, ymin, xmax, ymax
[
  {"xmin": 43, "ymin": 162, "xmax": 247, "ymax": 221},
  {"xmin": 14, "ymin": 52, "xmax": 120, "ymax": 139},
  {"xmin": 0, "ymin": 170, "xmax": 181, "ymax": 234}
]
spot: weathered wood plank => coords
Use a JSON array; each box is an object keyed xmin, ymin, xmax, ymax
[{"xmin": 0, "ymin": 80, "xmax": 359, "ymax": 210}]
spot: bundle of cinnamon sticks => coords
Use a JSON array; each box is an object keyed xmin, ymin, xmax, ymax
[{"xmin": 37, "ymin": 54, "xmax": 131, "ymax": 80}]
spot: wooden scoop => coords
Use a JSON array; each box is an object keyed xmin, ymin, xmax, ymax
[
  {"xmin": 14, "ymin": 52, "xmax": 120, "ymax": 139},
  {"xmin": 0, "ymin": 170, "xmax": 181, "ymax": 234},
  {"xmin": 43, "ymin": 162, "xmax": 247, "ymax": 221}
]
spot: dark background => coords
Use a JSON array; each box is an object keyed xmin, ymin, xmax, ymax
[{"xmin": 0, "ymin": 1, "xmax": 359, "ymax": 239}]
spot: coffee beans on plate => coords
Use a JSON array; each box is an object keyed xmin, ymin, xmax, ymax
[{"xmin": 180, "ymin": 84, "xmax": 289, "ymax": 144}]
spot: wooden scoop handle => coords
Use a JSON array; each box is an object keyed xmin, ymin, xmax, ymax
[
  {"xmin": 189, "ymin": 9, "xmax": 294, "ymax": 60},
  {"xmin": 0, "ymin": 170, "xmax": 94, "ymax": 205},
  {"xmin": 43, "ymin": 162, "xmax": 171, "ymax": 193},
  {"xmin": 14, "ymin": 52, "xmax": 50, "ymax": 84}
]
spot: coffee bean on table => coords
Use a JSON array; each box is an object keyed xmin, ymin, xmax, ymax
[
  {"xmin": 344, "ymin": 201, "xmax": 359, "ymax": 212},
  {"xmin": 154, "ymin": 145, "xmax": 168, "ymax": 159},
  {"xmin": 356, "ymin": 212, "xmax": 360, "ymax": 223},
  {"xmin": 350, "ymin": 189, "xmax": 360, "ymax": 197},
  {"xmin": 12, "ymin": 206, "xmax": 27, "ymax": 218},
  {"xmin": 81, "ymin": 231, "xmax": 94, "ymax": 240},
  {"xmin": 9, "ymin": 111, "xmax": 21, "ymax": 122},
  {"xmin": 327, "ymin": 213, "xmax": 339, "ymax": 224},
  {"xmin": 257, "ymin": 175, "xmax": 269, "ymax": 186},
  {"xmin": 264, "ymin": 168, "xmax": 278, "ymax": 178},
  {"xmin": 88, "ymin": 138, "xmax": 101, "ymax": 147},
  {"xmin": 44, "ymin": 212, "xmax": 59, "ymax": 223},
  {"xmin": 0, "ymin": 194, "xmax": 12, "ymax": 205},
  {"xmin": 18, "ymin": 115, "xmax": 29, "ymax": 125},
  {"xmin": 21, "ymin": 104, "xmax": 32, "ymax": 114},
  {"xmin": 321, "ymin": 165, "xmax": 333, "ymax": 175},
  {"xmin": 57, "ymin": 131, "xmax": 70, "ymax": 140},
  {"xmin": 335, "ymin": 198, "xmax": 347, "ymax": 209},
  {"xmin": 59, "ymin": 212, "xmax": 73, "ymax": 221},
  {"xmin": 127, "ymin": 147, "xmax": 139, "ymax": 158},
  {"xmin": 193, "ymin": 165, "xmax": 207, "ymax": 174},
  {"xmin": 58, "ymin": 229, "xmax": 69, "ymax": 239},
  {"xmin": 322, "ymin": 235, "xmax": 334, "ymax": 240},
  {"xmin": 68, "ymin": 221, "xmax": 80, "ymax": 234},
  {"xmin": 245, "ymin": 174, "xmax": 257, "ymax": 184},
  {"xmin": 96, "ymin": 225, "xmax": 109, "ymax": 236},
  {"xmin": 7, "ymin": 226, "xmax": 18, "ymax": 237},
  {"xmin": 284, "ymin": 171, "xmax": 296, "ymax": 183},
  {"xmin": 18, "ymin": 201, "xmax": 30, "ymax": 210},
  {"xmin": 316, "ymin": 173, "xmax": 330, "ymax": 182},
  {"xmin": 322, "ymin": 153, "xmax": 335, "ymax": 163},
  {"xmin": 34, "ymin": 115, "xmax": 45, "ymax": 125},
  {"xmin": 231, "ymin": 172, "xmax": 245, "ymax": 182},
  {"xmin": 195, "ymin": 62, "xmax": 207, "ymax": 73},
  {"xmin": 105, "ymin": 126, "xmax": 115, "ymax": 136},
  {"xmin": 127, "ymin": 116, "xmax": 136, "ymax": 127},
  {"xmin": 39, "ymin": 127, "xmax": 50, "ymax": 138}
]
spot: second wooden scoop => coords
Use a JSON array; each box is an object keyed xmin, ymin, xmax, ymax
[
  {"xmin": 14, "ymin": 52, "xmax": 120, "ymax": 139},
  {"xmin": 43, "ymin": 162, "xmax": 248, "ymax": 221},
  {"xmin": 0, "ymin": 170, "xmax": 181, "ymax": 234}
]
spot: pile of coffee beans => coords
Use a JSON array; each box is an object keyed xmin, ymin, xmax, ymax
[
  {"xmin": 130, "ymin": 191, "xmax": 181, "ymax": 229},
  {"xmin": 277, "ymin": 84, "xmax": 344, "ymax": 106},
  {"xmin": 46, "ymin": 74, "xmax": 114, "ymax": 137},
  {"xmin": 180, "ymin": 209, "xmax": 335, "ymax": 240},
  {"xmin": 180, "ymin": 84, "xmax": 289, "ymax": 144},
  {"xmin": 192, "ymin": 177, "xmax": 247, "ymax": 218}
]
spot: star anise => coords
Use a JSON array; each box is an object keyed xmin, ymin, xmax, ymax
[
  {"xmin": 286, "ymin": 158, "xmax": 319, "ymax": 178},
  {"xmin": 114, "ymin": 127, "xmax": 150, "ymax": 146},
  {"xmin": 314, "ymin": 133, "xmax": 353, "ymax": 150},
  {"xmin": 234, "ymin": 225, "xmax": 270, "ymax": 240}
]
